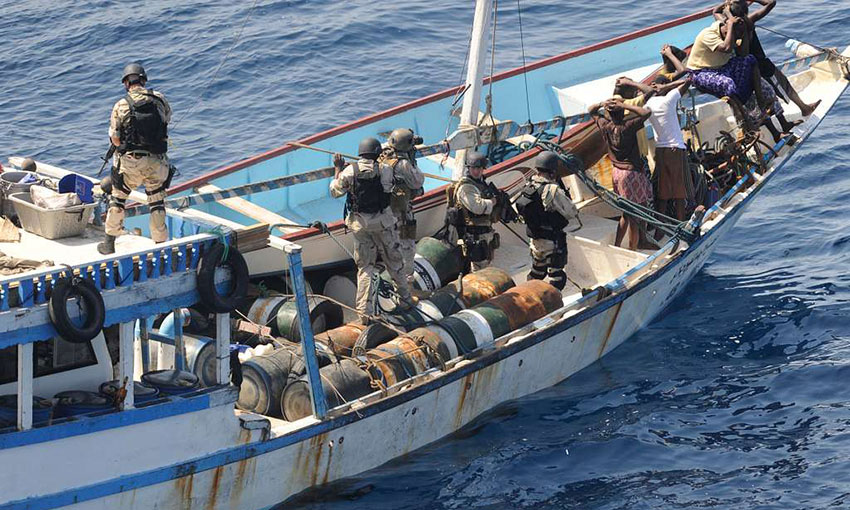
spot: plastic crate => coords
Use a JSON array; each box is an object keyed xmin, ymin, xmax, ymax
[{"xmin": 9, "ymin": 192, "xmax": 96, "ymax": 240}]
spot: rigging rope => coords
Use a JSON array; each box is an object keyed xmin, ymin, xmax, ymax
[
  {"xmin": 172, "ymin": 0, "xmax": 260, "ymax": 130},
  {"xmin": 516, "ymin": 0, "xmax": 532, "ymax": 124},
  {"xmin": 531, "ymin": 139, "xmax": 700, "ymax": 243}
]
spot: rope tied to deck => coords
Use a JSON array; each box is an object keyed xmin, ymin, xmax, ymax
[{"xmin": 531, "ymin": 140, "xmax": 701, "ymax": 244}]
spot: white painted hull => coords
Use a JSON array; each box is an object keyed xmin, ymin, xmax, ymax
[{"xmin": 52, "ymin": 189, "xmax": 734, "ymax": 510}]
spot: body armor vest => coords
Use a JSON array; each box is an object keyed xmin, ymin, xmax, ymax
[
  {"xmin": 515, "ymin": 181, "xmax": 568, "ymax": 240},
  {"xmin": 457, "ymin": 176, "xmax": 495, "ymax": 227},
  {"xmin": 346, "ymin": 162, "xmax": 390, "ymax": 214},
  {"xmin": 121, "ymin": 91, "xmax": 168, "ymax": 155}
]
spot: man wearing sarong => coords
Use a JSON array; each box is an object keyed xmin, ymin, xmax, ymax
[{"xmin": 589, "ymin": 97, "xmax": 653, "ymax": 250}]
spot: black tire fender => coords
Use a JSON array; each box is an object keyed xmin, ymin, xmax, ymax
[
  {"xmin": 197, "ymin": 243, "xmax": 249, "ymax": 313},
  {"xmin": 48, "ymin": 277, "xmax": 106, "ymax": 344}
]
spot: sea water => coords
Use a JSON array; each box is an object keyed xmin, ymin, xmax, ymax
[{"xmin": 2, "ymin": 1, "xmax": 848, "ymax": 508}]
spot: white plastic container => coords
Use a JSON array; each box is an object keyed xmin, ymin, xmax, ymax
[{"xmin": 9, "ymin": 192, "xmax": 95, "ymax": 240}]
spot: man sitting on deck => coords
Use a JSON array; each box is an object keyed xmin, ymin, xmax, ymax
[
  {"xmin": 714, "ymin": 0, "xmax": 821, "ymax": 118},
  {"xmin": 686, "ymin": 15, "xmax": 768, "ymax": 131},
  {"xmin": 330, "ymin": 138, "xmax": 414, "ymax": 323},
  {"xmin": 588, "ymin": 97, "xmax": 654, "ymax": 250}
]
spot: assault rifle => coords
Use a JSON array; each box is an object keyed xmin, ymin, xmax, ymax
[{"xmin": 97, "ymin": 143, "xmax": 117, "ymax": 177}]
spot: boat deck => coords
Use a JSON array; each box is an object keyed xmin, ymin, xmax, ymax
[{"xmin": 0, "ymin": 226, "xmax": 155, "ymax": 274}]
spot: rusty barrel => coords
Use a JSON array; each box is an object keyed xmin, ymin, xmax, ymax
[
  {"xmin": 366, "ymin": 336, "xmax": 427, "ymax": 387},
  {"xmin": 282, "ymin": 359, "xmax": 374, "ymax": 421},
  {"xmin": 237, "ymin": 347, "xmax": 300, "ymax": 417},
  {"xmin": 404, "ymin": 326, "xmax": 456, "ymax": 366},
  {"xmin": 460, "ymin": 267, "xmax": 516, "ymax": 307},
  {"xmin": 386, "ymin": 286, "xmax": 464, "ymax": 330},
  {"xmin": 411, "ymin": 236, "xmax": 463, "ymax": 291},
  {"xmin": 246, "ymin": 296, "xmax": 344, "ymax": 342},
  {"xmin": 313, "ymin": 322, "xmax": 367, "ymax": 357},
  {"xmin": 471, "ymin": 280, "xmax": 564, "ymax": 339}
]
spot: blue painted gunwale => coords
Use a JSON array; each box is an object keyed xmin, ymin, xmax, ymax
[
  {"xmin": 2, "ymin": 109, "xmax": 832, "ymax": 509},
  {"xmin": 0, "ymin": 386, "xmax": 236, "ymax": 451}
]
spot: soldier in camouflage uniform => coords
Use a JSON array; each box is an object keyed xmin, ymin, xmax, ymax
[
  {"xmin": 447, "ymin": 151, "xmax": 504, "ymax": 272},
  {"xmin": 330, "ymin": 138, "xmax": 414, "ymax": 322},
  {"xmin": 514, "ymin": 151, "xmax": 579, "ymax": 290},
  {"xmin": 99, "ymin": 62, "xmax": 172, "ymax": 254},
  {"xmin": 383, "ymin": 128, "xmax": 425, "ymax": 284}
]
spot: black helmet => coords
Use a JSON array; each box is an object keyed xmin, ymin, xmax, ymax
[
  {"xmin": 122, "ymin": 62, "xmax": 147, "ymax": 84},
  {"xmin": 358, "ymin": 137, "xmax": 383, "ymax": 159},
  {"xmin": 465, "ymin": 150, "xmax": 488, "ymax": 169},
  {"xmin": 388, "ymin": 128, "xmax": 415, "ymax": 152},
  {"xmin": 533, "ymin": 151, "xmax": 561, "ymax": 175}
]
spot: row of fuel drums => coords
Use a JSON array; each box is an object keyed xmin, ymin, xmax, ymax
[{"xmin": 236, "ymin": 274, "xmax": 564, "ymax": 421}]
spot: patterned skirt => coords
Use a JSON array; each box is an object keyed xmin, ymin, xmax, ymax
[
  {"xmin": 689, "ymin": 54, "xmax": 758, "ymax": 103},
  {"xmin": 613, "ymin": 166, "xmax": 654, "ymax": 206}
]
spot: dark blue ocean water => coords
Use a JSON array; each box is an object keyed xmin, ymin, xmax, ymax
[{"xmin": 3, "ymin": 1, "xmax": 849, "ymax": 508}]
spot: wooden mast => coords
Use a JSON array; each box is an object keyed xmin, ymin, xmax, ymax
[{"xmin": 454, "ymin": 0, "xmax": 494, "ymax": 180}]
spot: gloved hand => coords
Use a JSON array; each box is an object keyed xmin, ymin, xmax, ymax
[{"xmin": 309, "ymin": 221, "xmax": 328, "ymax": 233}]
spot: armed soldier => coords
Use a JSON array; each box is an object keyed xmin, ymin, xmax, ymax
[
  {"xmin": 514, "ymin": 151, "xmax": 579, "ymax": 291},
  {"xmin": 330, "ymin": 137, "xmax": 414, "ymax": 323},
  {"xmin": 446, "ymin": 151, "xmax": 511, "ymax": 271},
  {"xmin": 382, "ymin": 128, "xmax": 425, "ymax": 284},
  {"xmin": 98, "ymin": 62, "xmax": 173, "ymax": 255}
]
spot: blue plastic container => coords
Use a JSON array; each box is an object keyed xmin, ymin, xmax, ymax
[
  {"xmin": 141, "ymin": 369, "xmax": 201, "ymax": 396},
  {"xmin": 58, "ymin": 174, "xmax": 94, "ymax": 204},
  {"xmin": 0, "ymin": 394, "xmax": 53, "ymax": 424},
  {"xmin": 54, "ymin": 391, "xmax": 112, "ymax": 417},
  {"xmin": 99, "ymin": 380, "xmax": 161, "ymax": 404}
]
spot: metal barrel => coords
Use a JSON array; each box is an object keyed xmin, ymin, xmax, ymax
[
  {"xmin": 237, "ymin": 347, "xmax": 300, "ymax": 417},
  {"xmin": 321, "ymin": 271, "xmax": 358, "ymax": 310},
  {"xmin": 404, "ymin": 326, "xmax": 455, "ymax": 366},
  {"xmin": 411, "ymin": 237, "xmax": 463, "ymax": 291},
  {"xmin": 460, "ymin": 267, "xmax": 516, "ymax": 307},
  {"xmin": 246, "ymin": 296, "xmax": 344, "ymax": 342},
  {"xmin": 383, "ymin": 337, "xmax": 431, "ymax": 374},
  {"xmin": 313, "ymin": 322, "xmax": 367, "ymax": 357},
  {"xmin": 99, "ymin": 380, "xmax": 160, "ymax": 403},
  {"xmin": 184, "ymin": 335, "xmax": 216, "ymax": 387},
  {"xmin": 471, "ymin": 280, "xmax": 564, "ymax": 339},
  {"xmin": 451, "ymin": 310, "xmax": 495, "ymax": 348},
  {"xmin": 281, "ymin": 359, "xmax": 374, "ymax": 421}
]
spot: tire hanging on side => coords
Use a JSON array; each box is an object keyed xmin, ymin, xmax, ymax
[
  {"xmin": 48, "ymin": 277, "xmax": 106, "ymax": 344},
  {"xmin": 197, "ymin": 242, "xmax": 249, "ymax": 313}
]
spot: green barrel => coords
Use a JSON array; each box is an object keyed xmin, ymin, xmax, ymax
[{"xmin": 411, "ymin": 237, "xmax": 463, "ymax": 291}]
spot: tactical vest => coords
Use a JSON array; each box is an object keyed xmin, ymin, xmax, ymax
[
  {"xmin": 386, "ymin": 157, "xmax": 413, "ymax": 215},
  {"xmin": 456, "ymin": 176, "xmax": 495, "ymax": 228},
  {"xmin": 515, "ymin": 181, "xmax": 568, "ymax": 240},
  {"xmin": 121, "ymin": 91, "xmax": 168, "ymax": 155},
  {"xmin": 346, "ymin": 162, "xmax": 390, "ymax": 214}
]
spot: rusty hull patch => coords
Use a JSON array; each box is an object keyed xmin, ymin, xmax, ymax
[{"xmin": 598, "ymin": 301, "xmax": 623, "ymax": 357}]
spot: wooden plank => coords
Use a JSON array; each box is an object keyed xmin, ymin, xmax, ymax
[
  {"xmin": 17, "ymin": 343, "xmax": 33, "ymax": 430},
  {"xmin": 215, "ymin": 313, "xmax": 230, "ymax": 385},
  {"xmin": 195, "ymin": 184, "xmax": 296, "ymax": 227},
  {"xmin": 118, "ymin": 322, "xmax": 135, "ymax": 409}
]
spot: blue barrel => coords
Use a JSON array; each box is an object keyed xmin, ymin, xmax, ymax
[
  {"xmin": 54, "ymin": 391, "xmax": 112, "ymax": 417},
  {"xmin": 99, "ymin": 380, "xmax": 161, "ymax": 404},
  {"xmin": 0, "ymin": 394, "xmax": 53, "ymax": 425},
  {"xmin": 141, "ymin": 369, "xmax": 200, "ymax": 396}
]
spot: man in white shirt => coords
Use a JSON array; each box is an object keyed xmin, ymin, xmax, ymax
[{"xmin": 646, "ymin": 76, "xmax": 692, "ymax": 221}]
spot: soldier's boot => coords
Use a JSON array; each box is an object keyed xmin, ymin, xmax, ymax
[
  {"xmin": 548, "ymin": 269, "xmax": 567, "ymax": 291},
  {"xmin": 97, "ymin": 235, "xmax": 116, "ymax": 255},
  {"xmin": 528, "ymin": 261, "xmax": 547, "ymax": 281}
]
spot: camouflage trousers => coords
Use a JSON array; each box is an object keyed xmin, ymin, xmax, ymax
[
  {"xmin": 527, "ymin": 235, "xmax": 568, "ymax": 291},
  {"xmin": 353, "ymin": 223, "xmax": 412, "ymax": 317},
  {"xmin": 105, "ymin": 153, "xmax": 169, "ymax": 242}
]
